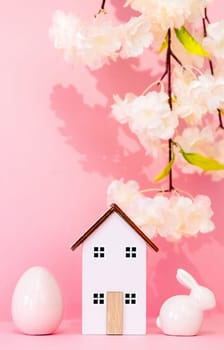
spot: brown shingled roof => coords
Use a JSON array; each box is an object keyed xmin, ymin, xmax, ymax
[{"xmin": 70, "ymin": 203, "xmax": 159, "ymax": 252}]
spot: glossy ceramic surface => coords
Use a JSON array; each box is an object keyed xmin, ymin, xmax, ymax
[{"xmin": 11, "ymin": 266, "xmax": 63, "ymax": 335}]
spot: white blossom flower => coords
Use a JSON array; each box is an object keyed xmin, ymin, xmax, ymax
[
  {"xmin": 112, "ymin": 93, "xmax": 169, "ymax": 157},
  {"xmin": 214, "ymin": 60, "xmax": 224, "ymax": 77},
  {"xmin": 49, "ymin": 10, "xmax": 84, "ymax": 62},
  {"xmin": 119, "ymin": 15, "xmax": 153, "ymax": 58},
  {"xmin": 191, "ymin": 195, "xmax": 215, "ymax": 233},
  {"xmin": 160, "ymin": 194, "xmax": 214, "ymax": 240},
  {"xmin": 112, "ymin": 91, "xmax": 179, "ymax": 142},
  {"xmin": 190, "ymin": 74, "xmax": 224, "ymax": 113},
  {"xmin": 112, "ymin": 93, "xmax": 136, "ymax": 124},
  {"xmin": 77, "ymin": 21, "xmax": 122, "ymax": 69},
  {"xmin": 173, "ymin": 68, "xmax": 206, "ymax": 124},
  {"xmin": 107, "ymin": 179, "xmax": 140, "ymax": 210},
  {"xmin": 49, "ymin": 11, "xmax": 122, "ymax": 69},
  {"xmin": 129, "ymin": 92, "xmax": 178, "ymax": 140},
  {"xmin": 128, "ymin": 195, "xmax": 170, "ymax": 238},
  {"xmin": 203, "ymin": 21, "xmax": 224, "ymax": 59},
  {"xmin": 107, "ymin": 179, "xmax": 214, "ymax": 240},
  {"xmin": 125, "ymin": 0, "xmax": 212, "ymax": 32},
  {"xmin": 173, "ymin": 67, "xmax": 224, "ymax": 124},
  {"xmin": 138, "ymin": 134, "xmax": 166, "ymax": 158}
]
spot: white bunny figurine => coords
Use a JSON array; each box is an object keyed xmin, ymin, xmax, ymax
[{"xmin": 156, "ymin": 268, "xmax": 216, "ymax": 336}]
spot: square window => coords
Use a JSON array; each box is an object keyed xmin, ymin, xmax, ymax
[
  {"xmin": 125, "ymin": 293, "xmax": 136, "ymax": 305},
  {"xmin": 93, "ymin": 293, "xmax": 104, "ymax": 305},
  {"xmin": 93, "ymin": 247, "xmax": 105, "ymax": 258},
  {"xmin": 125, "ymin": 247, "xmax": 137, "ymax": 258}
]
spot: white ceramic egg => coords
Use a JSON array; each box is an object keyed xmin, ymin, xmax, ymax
[{"xmin": 11, "ymin": 266, "xmax": 63, "ymax": 335}]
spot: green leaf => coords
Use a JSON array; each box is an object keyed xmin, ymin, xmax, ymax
[
  {"xmin": 180, "ymin": 149, "xmax": 224, "ymax": 171},
  {"xmin": 154, "ymin": 154, "xmax": 175, "ymax": 182},
  {"xmin": 175, "ymin": 26, "xmax": 210, "ymax": 57},
  {"xmin": 158, "ymin": 33, "xmax": 168, "ymax": 53}
]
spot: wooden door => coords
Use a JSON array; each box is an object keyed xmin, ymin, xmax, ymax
[{"xmin": 106, "ymin": 291, "xmax": 123, "ymax": 335}]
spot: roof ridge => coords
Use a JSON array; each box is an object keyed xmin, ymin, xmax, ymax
[{"xmin": 70, "ymin": 203, "xmax": 159, "ymax": 252}]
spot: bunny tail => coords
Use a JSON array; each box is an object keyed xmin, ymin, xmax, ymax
[{"xmin": 156, "ymin": 317, "xmax": 161, "ymax": 329}]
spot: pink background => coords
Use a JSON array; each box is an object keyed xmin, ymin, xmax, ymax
[{"xmin": 0, "ymin": 0, "xmax": 224, "ymax": 322}]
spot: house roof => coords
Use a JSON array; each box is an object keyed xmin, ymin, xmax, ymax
[{"xmin": 70, "ymin": 203, "xmax": 159, "ymax": 252}]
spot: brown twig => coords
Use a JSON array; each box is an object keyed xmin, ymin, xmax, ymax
[
  {"xmin": 101, "ymin": 0, "xmax": 106, "ymax": 9},
  {"xmin": 158, "ymin": 29, "xmax": 182, "ymax": 191},
  {"xmin": 203, "ymin": 9, "xmax": 224, "ymax": 129},
  {"xmin": 204, "ymin": 8, "xmax": 210, "ymax": 24},
  {"xmin": 170, "ymin": 51, "xmax": 183, "ymax": 67},
  {"xmin": 95, "ymin": 0, "xmax": 107, "ymax": 17},
  {"xmin": 167, "ymin": 29, "xmax": 175, "ymax": 191}
]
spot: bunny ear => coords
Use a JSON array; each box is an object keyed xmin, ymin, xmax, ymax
[{"xmin": 176, "ymin": 268, "xmax": 198, "ymax": 290}]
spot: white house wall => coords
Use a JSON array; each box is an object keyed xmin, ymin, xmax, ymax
[{"xmin": 82, "ymin": 212, "xmax": 146, "ymax": 334}]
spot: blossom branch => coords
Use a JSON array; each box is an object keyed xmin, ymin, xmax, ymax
[
  {"xmin": 170, "ymin": 51, "xmax": 183, "ymax": 67},
  {"xmin": 159, "ymin": 68, "xmax": 168, "ymax": 82},
  {"xmin": 157, "ymin": 28, "xmax": 180, "ymax": 191},
  {"xmin": 202, "ymin": 12, "xmax": 214, "ymax": 75},
  {"xmin": 100, "ymin": 0, "xmax": 106, "ymax": 10},
  {"xmin": 168, "ymin": 138, "xmax": 174, "ymax": 191},
  {"xmin": 167, "ymin": 28, "xmax": 174, "ymax": 191},
  {"xmin": 217, "ymin": 110, "xmax": 224, "ymax": 129},
  {"xmin": 95, "ymin": 0, "xmax": 107, "ymax": 16},
  {"xmin": 203, "ymin": 9, "xmax": 224, "ymax": 129},
  {"xmin": 159, "ymin": 46, "xmax": 183, "ymax": 82},
  {"xmin": 167, "ymin": 29, "xmax": 172, "ymax": 110},
  {"xmin": 204, "ymin": 7, "xmax": 210, "ymax": 24}
]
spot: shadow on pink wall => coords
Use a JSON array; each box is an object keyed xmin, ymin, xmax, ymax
[{"xmin": 50, "ymin": 58, "xmax": 161, "ymax": 183}]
